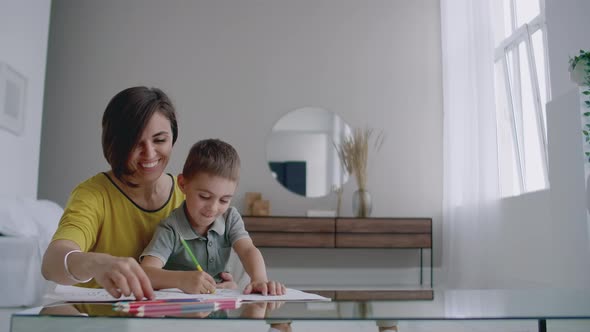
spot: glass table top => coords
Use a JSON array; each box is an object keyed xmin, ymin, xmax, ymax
[{"xmin": 10, "ymin": 288, "xmax": 590, "ymax": 332}]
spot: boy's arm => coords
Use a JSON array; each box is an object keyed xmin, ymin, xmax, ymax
[
  {"xmin": 233, "ymin": 238, "xmax": 286, "ymax": 295},
  {"xmin": 233, "ymin": 238, "xmax": 268, "ymax": 282},
  {"xmin": 141, "ymin": 256, "xmax": 217, "ymax": 294}
]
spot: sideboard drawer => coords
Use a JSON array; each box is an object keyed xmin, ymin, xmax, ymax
[
  {"xmin": 336, "ymin": 218, "xmax": 431, "ymax": 233},
  {"xmin": 335, "ymin": 218, "xmax": 432, "ymax": 248},
  {"xmin": 244, "ymin": 216, "xmax": 335, "ymax": 233},
  {"xmin": 249, "ymin": 232, "xmax": 334, "ymax": 248},
  {"xmin": 335, "ymin": 233, "xmax": 431, "ymax": 248},
  {"xmin": 244, "ymin": 216, "xmax": 335, "ymax": 248}
]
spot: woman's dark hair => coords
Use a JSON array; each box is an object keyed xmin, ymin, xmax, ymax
[{"xmin": 102, "ymin": 86, "xmax": 178, "ymax": 179}]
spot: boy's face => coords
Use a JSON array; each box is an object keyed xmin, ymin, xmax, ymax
[{"xmin": 178, "ymin": 172, "xmax": 237, "ymax": 230}]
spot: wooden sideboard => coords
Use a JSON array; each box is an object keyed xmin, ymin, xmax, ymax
[{"xmin": 243, "ymin": 216, "xmax": 433, "ymax": 287}]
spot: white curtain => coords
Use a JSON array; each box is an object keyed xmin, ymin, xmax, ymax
[{"xmin": 441, "ymin": 0, "xmax": 501, "ymax": 288}]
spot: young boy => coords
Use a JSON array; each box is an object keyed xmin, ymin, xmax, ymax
[{"xmin": 140, "ymin": 139, "xmax": 285, "ymax": 296}]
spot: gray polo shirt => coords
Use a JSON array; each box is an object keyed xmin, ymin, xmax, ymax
[{"xmin": 141, "ymin": 204, "xmax": 249, "ymax": 281}]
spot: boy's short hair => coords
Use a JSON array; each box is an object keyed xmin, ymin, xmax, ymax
[{"xmin": 182, "ymin": 139, "xmax": 240, "ymax": 181}]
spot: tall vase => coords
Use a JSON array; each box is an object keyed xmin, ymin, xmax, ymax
[{"xmin": 352, "ymin": 189, "xmax": 372, "ymax": 217}]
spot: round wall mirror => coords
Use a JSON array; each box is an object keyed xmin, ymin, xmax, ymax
[{"xmin": 266, "ymin": 107, "xmax": 351, "ymax": 197}]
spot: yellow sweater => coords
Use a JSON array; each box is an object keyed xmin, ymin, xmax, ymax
[{"xmin": 52, "ymin": 172, "xmax": 184, "ymax": 288}]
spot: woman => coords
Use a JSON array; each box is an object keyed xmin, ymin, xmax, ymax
[{"xmin": 42, "ymin": 86, "xmax": 234, "ymax": 300}]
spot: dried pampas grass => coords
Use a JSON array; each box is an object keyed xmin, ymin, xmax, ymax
[{"xmin": 335, "ymin": 127, "xmax": 385, "ymax": 191}]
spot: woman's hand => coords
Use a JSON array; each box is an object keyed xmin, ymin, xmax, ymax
[
  {"xmin": 42, "ymin": 240, "xmax": 154, "ymax": 300},
  {"xmin": 243, "ymin": 280, "xmax": 286, "ymax": 296},
  {"xmin": 177, "ymin": 271, "xmax": 217, "ymax": 294},
  {"xmin": 89, "ymin": 253, "xmax": 155, "ymax": 300}
]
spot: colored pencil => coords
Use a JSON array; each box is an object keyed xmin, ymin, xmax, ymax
[
  {"xmin": 133, "ymin": 303, "xmax": 218, "ymax": 317},
  {"xmin": 114, "ymin": 298, "xmax": 206, "ymax": 307},
  {"xmin": 114, "ymin": 298, "xmax": 241, "ymax": 312},
  {"xmin": 120, "ymin": 303, "xmax": 218, "ymax": 314},
  {"xmin": 179, "ymin": 236, "xmax": 203, "ymax": 272},
  {"xmin": 179, "ymin": 234, "xmax": 217, "ymax": 294}
]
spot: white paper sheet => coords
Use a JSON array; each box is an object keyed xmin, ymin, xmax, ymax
[{"xmin": 47, "ymin": 285, "xmax": 331, "ymax": 303}]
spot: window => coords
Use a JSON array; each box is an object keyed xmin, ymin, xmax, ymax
[{"xmin": 492, "ymin": 0, "xmax": 550, "ymax": 197}]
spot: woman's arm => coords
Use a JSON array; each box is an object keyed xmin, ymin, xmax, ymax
[
  {"xmin": 41, "ymin": 182, "xmax": 155, "ymax": 299},
  {"xmin": 39, "ymin": 304, "xmax": 83, "ymax": 316},
  {"xmin": 42, "ymin": 239, "xmax": 155, "ymax": 300},
  {"xmin": 42, "ymin": 239, "xmax": 85, "ymax": 285}
]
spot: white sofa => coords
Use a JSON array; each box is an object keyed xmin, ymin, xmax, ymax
[{"xmin": 0, "ymin": 198, "xmax": 62, "ymax": 307}]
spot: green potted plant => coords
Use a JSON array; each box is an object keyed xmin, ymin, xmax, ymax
[
  {"xmin": 570, "ymin": 50, "xmax": 590, "ymax": 163},
  {"xmin": 569, "ymin": 49, "xmax": 590, "ymax": 87}
]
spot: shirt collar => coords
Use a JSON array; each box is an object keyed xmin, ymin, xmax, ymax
[
  {"xmin": 209, "ymin": 214, "xmax": 226, "ymax": 235},
  {"xmin": 175, "ymin": 203, "xmax": 226, "ymax": 240}
]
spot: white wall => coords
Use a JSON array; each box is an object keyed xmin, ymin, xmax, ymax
[
  {"xmin": 481, "ymin": 0, "xmax": 590, "ymax": 288},
  {"xmin": 39, "ymin": 0, "xmax": 443, "ymax": 218},
  {"xmin": 34, "ymin": 0, "xmax": 590, "ymax": 289},
  {"xmin": 0, "ymin": 0, "xmax": 51, "ymax": 198},
  {"xmin": 487, "ymin": 89, "xmax": 590, "ymax": 288},
  {"xmin": 39, "ymin": 0, "xmax": 443, "ymax": 287},
  {"xmin": 546, "ymin": 0, "xmax": 590, "ymax": 99}
]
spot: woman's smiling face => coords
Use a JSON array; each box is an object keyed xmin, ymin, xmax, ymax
[{"xmin": 125, "ymin": 111, "xmax": 173, "ymax": 184}]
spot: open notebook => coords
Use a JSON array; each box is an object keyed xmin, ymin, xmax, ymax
[{"xmin": 47, "ymin": 285, "xmax": 331, "ymax": 303}]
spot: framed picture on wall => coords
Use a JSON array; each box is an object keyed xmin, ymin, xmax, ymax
[{"xmin": 0, "ymin": 62, "xmax": 27, "ymax": 136}]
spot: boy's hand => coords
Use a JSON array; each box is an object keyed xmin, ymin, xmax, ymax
[
  {"xmin": 243, "ymin": 280, "xmax": 286, "ymax": 296},
  {"xmin": 240, "ymin": 301, "xmax": 285, "ymax": 318},
  {"xmin": 216, "ymin": 271, "xmax": 238, "ymax": 289},
  {"xmin": 179, "ymin": 271, "xmax": 217, "ymax": 294}
]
